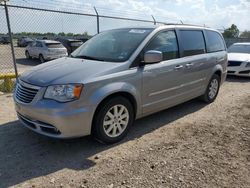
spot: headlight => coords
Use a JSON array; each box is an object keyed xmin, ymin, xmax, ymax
[
  {"xmin": 246, "ymin": 62, "xmax": 250, "ymax": 67},
  {"xmin": 44, "ymin": 84, "xmax": 83, "ymax": 102}
]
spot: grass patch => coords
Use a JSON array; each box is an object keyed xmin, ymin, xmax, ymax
[{"xmin": 0, "ymin": 78, "xmax": 15, "ymax": 93}]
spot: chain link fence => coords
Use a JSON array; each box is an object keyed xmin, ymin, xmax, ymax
[
  {"xmin": 0, "ymin": 4, "xmax": 13, "ymax": 75},
  {"xmin": 6, "ymin": 4, "xmax": 97, "ymax": 75},
  {"xmin": 0, "ymin": 2, "xmax": 165, "ymax": 80},
  {"xmin": 1, "ymin": 1, "xmax": 250, "ymax": 92}
]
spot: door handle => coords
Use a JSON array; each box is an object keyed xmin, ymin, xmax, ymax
[
  {"xmin": 174, "ymin": 65, "xmax": 183, "ymax": 70},
  {"xmin": 185, "ymin": 63, "xmax": 193, "ymax": 68}
]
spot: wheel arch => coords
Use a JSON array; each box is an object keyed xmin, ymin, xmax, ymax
[
  {"xmin": 90, "ymin": 89, "xmax": 139, "ymax": 134},
  {"xmin": 94, "ymin": 91, "xmax": 137, "ymax": 115},
  {"xmin": 211, "ymin": 65, "xmax": 223, "ymax": 83}
]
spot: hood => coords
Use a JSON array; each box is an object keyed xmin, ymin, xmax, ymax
[
  {"xmin": 228, "ymin": 53, "xmax": 250, "ymax": 62},
  {"xmin": 20, "ymin": 57, "xmax": 125, "ymax": 86}
]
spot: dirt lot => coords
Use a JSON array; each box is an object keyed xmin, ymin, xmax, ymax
[{"xmin": 0, "ymin": 76, "xmax": 249, "ymax": 188}]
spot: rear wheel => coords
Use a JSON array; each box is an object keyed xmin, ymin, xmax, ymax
[
  {"xmin": 92, "ymin": 97, "xmax": 134, "ymax": 144},
  {"xmin": 25, "ymin": 51, "xmax": 31, "ymax": 59},
  {"xmin": 201, "ymin": 74, "xmax": 220, "ymax": 103},
  {"xmin": 39, "ymin": 54, "xmax": 45, "ymax": 63}
]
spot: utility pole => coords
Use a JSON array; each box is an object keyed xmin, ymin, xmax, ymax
[
  {"xmin": 94, "ymin": 7, "xmax": 100, "ymax": 34},
  {"xmin": 2, "ymin": 0, "xmax": 18, "ymax": 81}
]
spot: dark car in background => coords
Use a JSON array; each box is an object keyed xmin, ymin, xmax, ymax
[
  {"xmin": 79, "ymin": 38, "xmax": 89, "ymax": 43},
  {"xmin": 0, "ymin": 36, "xmax": 10, "ymax": 44},
  {"xmin": 17, "ymin": 37, "xmax": 34, "ymax": 47},
  {"xmin": 56, "ymin": 38, "xmax": 83, "ymax": 54}
]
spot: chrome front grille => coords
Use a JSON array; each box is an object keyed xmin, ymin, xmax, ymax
[{"xmin": 15, "ymin": 81, "xmax": 40, "ymax": 103}]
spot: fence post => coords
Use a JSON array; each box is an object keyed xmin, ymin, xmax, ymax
[
  {"xmin": 4, "ymin": 1, "xmax": 18, "ymax": 81},
  {"xmin": 151, "ymin": 15, "xmax": 156, "ymax": 25},
  {"xmin": 94, "ymin": 7, "xmax": 100, "ymax": 34}
]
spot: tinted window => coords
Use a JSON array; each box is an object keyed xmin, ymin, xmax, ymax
[
  {"xmin": 144, "ymin": 30, "xmax": 179, "ymax": 61},
  {"xmin": 206, "ymin": 31, "xmax": 225, "ymax": 52},
  {"xmin": 180, "ymin": 30, "xmax": 205, "ymax": 57},
  {"xmin": 36, "ymin": 42, "xmax": 43, "ymax": 47},
  {"xmin": 228, "ymin": 44, "xmax": 250, "ymax": 54},
  {"xmin": 30, "ymin": 41, "xmax": 36, "ymax": 47}
]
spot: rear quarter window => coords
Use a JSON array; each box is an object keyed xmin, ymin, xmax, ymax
[
  {"xmin": 179, "ymin": 30, "xmax": 206, "ymax": 57},
  {"xmin": 206, "ymin": 30, "xmax": 225, "ymax": 52}
]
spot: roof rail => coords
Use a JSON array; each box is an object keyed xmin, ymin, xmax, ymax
[{"xmin": 162, "ymin": 22, "xmax": 209, "ymax": 28}]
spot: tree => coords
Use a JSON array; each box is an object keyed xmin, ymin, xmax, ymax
[
  {"xmin": 222, "ymin": 24, "xmax": 239, "ymax": 38},
  {"xmin": 240, "ymin": 30, "xmax": 250, "ymax": 38},
  {"xmin": 58, "ymin": 32, "xmax": 65, "ymax": 36},
  {"xmin": 66, "ymin": 32, "xmax": 74, "ymax": 36}
]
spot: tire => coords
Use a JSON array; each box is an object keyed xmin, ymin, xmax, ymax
[
  {"xmin": 92, "ymin": 96, "xmax": 135, "ymax": 144},
  {"xmin": 201, "ymin": 74, "xmax": 220, "ymax": 103},
  {"xmin": 25, "ymin": 51, "xmax": 31, "ymax": 59},
  {"xmin": 39, "ymin": 54, "xmax": 45, "ymax": 63}
]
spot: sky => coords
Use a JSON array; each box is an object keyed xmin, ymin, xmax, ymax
[
  {"xmin": 57, "ymin": 0, "xmax": 250, "ymax": 30},
  {"xmin": 0, "ymin": 0, "xmax": 250, "ymax": 35}
]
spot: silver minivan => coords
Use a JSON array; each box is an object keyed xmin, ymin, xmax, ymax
[{"xmin": 14, "ymin": 25, "xmax": 227, "ymax": 143}]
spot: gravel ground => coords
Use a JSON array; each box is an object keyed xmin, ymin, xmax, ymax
[{"xmin": 0, "ymin": 76, "xmax": 249, "ymax": 188}]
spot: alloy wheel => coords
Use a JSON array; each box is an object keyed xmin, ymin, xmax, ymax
[
  {"xmin": 208, "ymin": 79, "xmax": 219, "ymax": 100},
  {"xmin": 103, "ymin": 104, "xmax": 129, "ymax": 138}
]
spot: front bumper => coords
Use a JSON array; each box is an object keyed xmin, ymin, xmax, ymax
[
  {"xmin": 14, "ymin": 82, "xmax": 95, "ymax": 138},
  {"xmin": 227, "ymin": 62, "xmax": 250, "ymax": 77}
]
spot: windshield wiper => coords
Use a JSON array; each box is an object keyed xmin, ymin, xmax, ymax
[{"xmin": 70, "ymin": 55, "xmax": 104, "ymax": 61}]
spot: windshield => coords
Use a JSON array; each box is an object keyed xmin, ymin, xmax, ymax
[
  {"xmin": 228, "ymin": 44, "xmax": 250, "ymax": 54},
  {"xmin": 46, "ymin": 43, "xmax": 64, "ymax": 48},
  {"xmin": 71, "ymin": 28, "xmax": 153, "ymax": 62}
]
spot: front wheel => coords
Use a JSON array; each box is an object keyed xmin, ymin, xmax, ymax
[
  {"xmin": 92, "ymin": 97, "xmax": 134, "ymax": 144},
  {"xmin": 201, "ymin": 74, "xmax": 220, "ymax": 103}
]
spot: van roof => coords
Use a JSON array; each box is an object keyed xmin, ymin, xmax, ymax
[{"xmin": 112, "ymin": 24, "xmax": 219, "ymax": 33}]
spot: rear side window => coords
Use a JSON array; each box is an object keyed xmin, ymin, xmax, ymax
[
  {"xmin": 179, "ymin": 30, "xmax": 206, "ymax": 57},
  {"xmin": 144, "ymin": 30, "xmax": 179, "ymax": 61},
  {"xmin": 36, "ymin": 42, "xmax": 43, "ymax": 47},
  {"xmin": 206, "ymin": 30, "xmax": 225, "ymax": 52}
]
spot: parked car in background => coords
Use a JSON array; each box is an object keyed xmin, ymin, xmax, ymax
[
  {"xmin": 25, "ymin": 40, "xmax": 68, "ymax": 63},
  {"xmin": 15, "ymin": 25, "xmax": 227, "ymax": 143},
  {"xmin": 79, "ymin": 38, "xmax": 89, "ymax": 43},
  {"xmin": 0, "ymin": 36, "xmax": 10, "ymax": 44},
  {"xmin": 227, "ymin": 43, "xmax": 250, "ymax": 77},
  {"xmin": 56, "ymin": 38, "xmax": 83, "ymax": 54},
  {"xmin": 17, "ymin": 37, "xmax": 33, "ymax": 47}
]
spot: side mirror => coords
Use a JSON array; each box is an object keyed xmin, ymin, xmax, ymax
[{"xmin": 144, "ymin": 50, "xmax": 163, "ymax": 64}]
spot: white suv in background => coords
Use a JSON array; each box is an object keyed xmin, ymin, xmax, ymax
[
  {"xmin": 227, "ymin": 43, "xmax": 250, "ymax": 77},
  {"xmin": 25, "ymin": 40, "xmax": 68, "ymax": 63}
]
